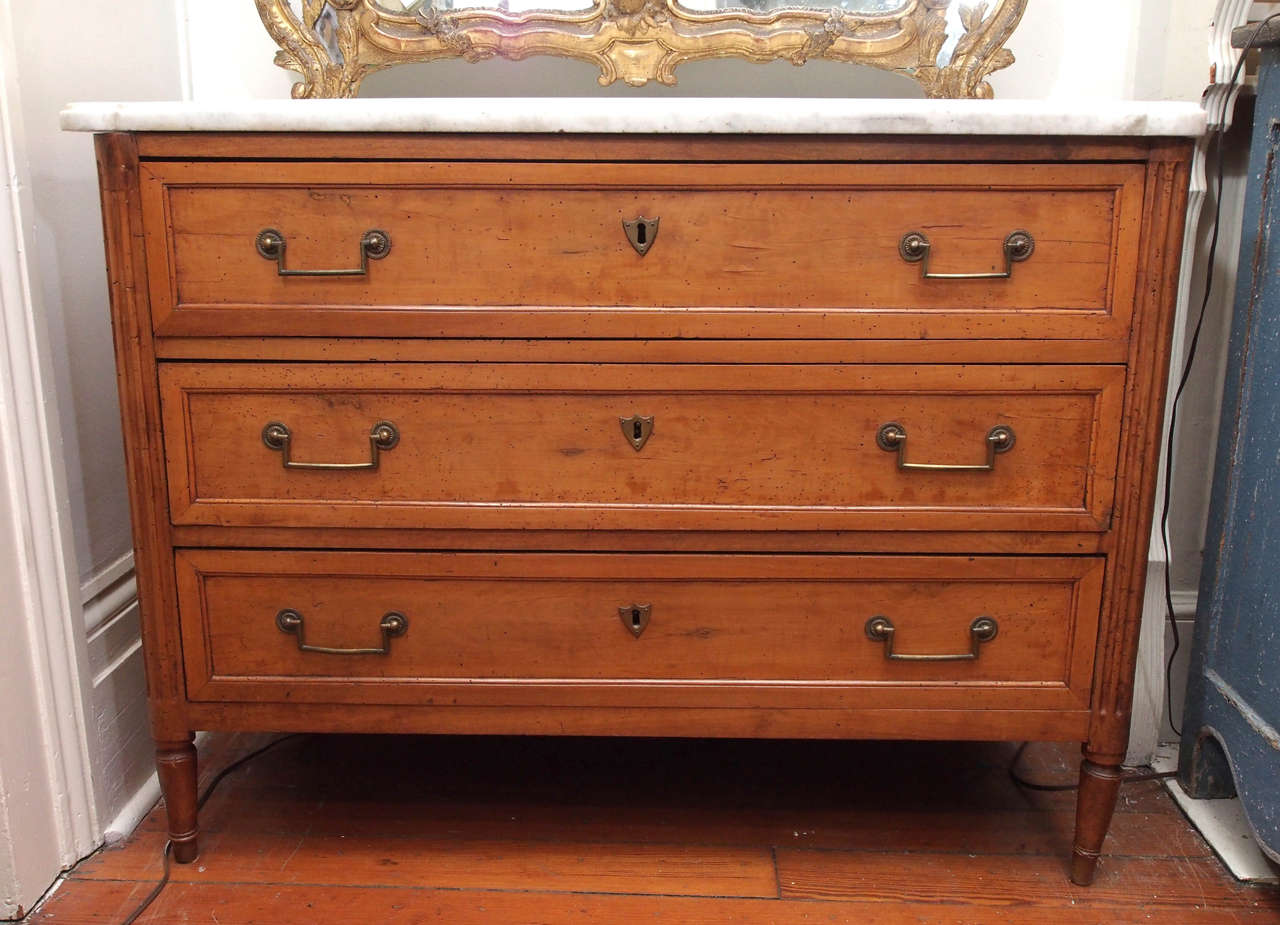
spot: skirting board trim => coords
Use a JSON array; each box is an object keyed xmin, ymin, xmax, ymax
[{"xmin": 1154, "ymin": 745, "xmax": 1279, "ymax": 883}]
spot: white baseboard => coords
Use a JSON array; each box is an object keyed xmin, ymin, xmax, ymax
[
  {"xmin": 83, "ymin": 566, "xmax": 155, "ymax": 844},
  {"xmin": 1153, "ymin": 745, "xmax": 1279, "ymax": 882},
  {"xmin": 101, "ymin": 775, "xmax": 160, "ymax": 846}
]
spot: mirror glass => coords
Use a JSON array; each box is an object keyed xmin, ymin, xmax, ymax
[
  {"xmin": 330, "ymin": 0, "xmax": 967, "ymax": 66},
  {"xmin": 367, "ymin": 0, "xmax": 917, "ymax": 14},
  {"xmin": 680, "ymin": 0, "xmax": 907, "ymax": 11}
]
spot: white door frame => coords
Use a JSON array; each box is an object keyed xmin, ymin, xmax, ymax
[{"xmin": 0, "ymin": 8, "xmax": 100, "ymax": 919}]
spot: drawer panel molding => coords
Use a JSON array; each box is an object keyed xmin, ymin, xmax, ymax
[
  {"xmin": 140, "ymin": 161, "xmax": 1145, "ymax": 342},
  {"xmin": 175, "ymin": 550, "xmax": 1104, "ymax": 713},
  {"xmin": 159, "ymin": 363, "xmax": 1126, "ymax": 533}
]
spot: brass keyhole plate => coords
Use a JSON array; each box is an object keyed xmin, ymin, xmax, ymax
[
  {"xmin": 623, "ymin": 216, "xmax": 660, "ymax": 257},
  {"xmin": 619, "ymin": 604, "xmax": 652, "ymax": 638},
  {"xmin": 620, "ymin": 415, "xmax": 655, "ymax": 451}
]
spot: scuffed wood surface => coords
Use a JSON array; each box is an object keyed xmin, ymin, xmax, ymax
[{"xmin": 31, "ymin": 735, "xmax": 1280, "ymax": 923}]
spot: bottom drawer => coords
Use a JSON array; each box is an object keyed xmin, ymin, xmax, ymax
[{"xmin": 176, "ymin": 551, "xmax": 1103, "ymax": 712}]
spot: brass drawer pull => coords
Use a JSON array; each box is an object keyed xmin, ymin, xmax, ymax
[
  {"xmin": 255, "ymin": 228, "xmax": 392, "ymax": 277},
  {"xmin": 899, "ymin": 230, "xmax": 1034, "ymax": 280},
  {"xmin": 262, "ymin": 420, "xmax": 399, "ymax": 471},
  {"xmin": 275, "ymin": 609, "xmax": 408, "ymax": 656},
  {"xmin": 864, "ymin": 616, "xmax": 998, "ymax": 662},
  {"xmin": 876, "ymin": 422, "xmax": 1014, "ymax": 472}
]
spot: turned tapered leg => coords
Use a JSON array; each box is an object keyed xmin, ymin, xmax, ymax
[
  {"xmin": 1070, "ymin": 759, "xmax": 1124, "ymax": 885},
  {"xmin": 155, "ymin": 735, "xmax": 199, "ymax": 863}
]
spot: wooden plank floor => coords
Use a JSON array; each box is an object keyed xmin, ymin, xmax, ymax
[{"xmin": 28, "ymin": 735, "xmax": 1280, "ymax": 924}]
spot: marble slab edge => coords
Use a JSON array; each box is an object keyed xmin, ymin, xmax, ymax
[{"xmin": 61, "ymin": 98, "xmax": 1207, "ymax": 137}]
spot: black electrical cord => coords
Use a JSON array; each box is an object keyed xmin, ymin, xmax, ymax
[
  {"xmin": 118, "ymin": 734, "xmax": 303, "ymax": 925},
  {"xmin": 1161, "ymin": 11, "xmax": 1280, "ymax": 739},
  {"xmin": 1007, "ymin": 742, "xmax": 1176, "ymax": 793},
  {"xmin": 1008, "ymin": 15, "xmax": 1280, "ymax": 800}
]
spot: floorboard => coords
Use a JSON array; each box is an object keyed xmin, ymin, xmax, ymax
[{"xmin": 25, "ymin": 735, "xmax": 1280, "ymax": 924}]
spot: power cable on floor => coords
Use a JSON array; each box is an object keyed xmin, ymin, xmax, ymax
[
  {"xmin": 1007, "ymin": 742, "xmax": 1176, "ymax": 793},
  {"xmin": 118, "ymin": 735, "xmax": 303, "ymax": 925}
]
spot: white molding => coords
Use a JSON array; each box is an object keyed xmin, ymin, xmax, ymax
[
  {"xmin": 0, "ymin": 5, "xmax": 99, "ymax": 911},
  {"xmin": 81, "ymin": 552, "xmax": 136, "ymax": 635},
  {"xmin": 174, "ymin": 0, "xmax": 194, "ymax": 103},
  {"xmin": 83, "ymin": 572, "xmax": 137, "ymax": 636},
  {"xmin": 87, "ymin": 607, "xmax": 142, "ymax": 689},
  {"xmin": 79, "ymin": 550, "xmax": 134, "ymax": 605},
  {"xmin": 1131, "ymin": 0, "xmax": 1253, "ymax": 765},
  {"xmin": 1170, "ymin": 589, "xmax": 1199, "ymax": 619},
  {"xmin": 101, "ymin": 774, "xmax": 162, "ymax": 847}
]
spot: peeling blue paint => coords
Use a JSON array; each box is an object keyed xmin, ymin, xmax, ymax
[{"xmin": 1178, "ymin": 44, "xmax": 1280, "ymax": 862}]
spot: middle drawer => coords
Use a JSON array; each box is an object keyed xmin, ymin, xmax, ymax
[{"xmin": 159, "ymin": 363, "xmax": 1124, "ymax": 533}]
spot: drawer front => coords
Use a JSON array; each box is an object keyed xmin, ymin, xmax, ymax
[
  {"xmin": 159, "ymin": 363, "xmax": 1125, "ymax": 533},
  {"xmin": 176, "ymin": 550, "xmax": 1103, "ymax": 711},
  {"xmin": 140, "ymin": 161, "xmax": 1144, "ymax": 342}
]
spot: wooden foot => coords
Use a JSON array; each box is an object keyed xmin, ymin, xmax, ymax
[
  {"xmin": 1070, "ymin": 759, "xmax": 1123, "ymax": 885},
  {"xmin": 156, "ymin": 736, "xmax": 199, "ymax": 864}
]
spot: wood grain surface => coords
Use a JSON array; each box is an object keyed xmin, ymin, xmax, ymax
[
  {"xmin": 27, "ymin": 735, "xmax": 1280, "ymax": 924},
  {"xmin": 159, "ymin": 362, "xmax": 1124, "ymax": 533},
  {"xmin": 89, "ymin": 130, "xmax": 1196, "ymax": 882},
  {"xmin": 139, "ymin": 161, "xmax": 1144, "ymax": 341},
  {"xmin": 174, "ymin": 551, "xmax": 1102, "ymax": 712}
]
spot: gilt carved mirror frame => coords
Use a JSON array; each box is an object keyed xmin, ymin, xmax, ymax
[{"xmin": 255, "ymin": 0, "xmax": 1028, "ymax": 99}]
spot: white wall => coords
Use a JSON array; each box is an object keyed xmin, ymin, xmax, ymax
[
  {"xmin": 9, "ymin": 0, "xmax": 188, "ymax": 821},
  {"xmin": 0, "ymin": 14, "xmax": 94, "ymax": 916},
  {"xmin": 20, "ymin": 0, "xmax": 189, "ymax": 825},
  {"xmin": 0, "ymin": 2, "xmax": 185, "ymax": 917}
]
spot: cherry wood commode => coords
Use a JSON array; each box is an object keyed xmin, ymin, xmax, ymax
[{"xmin": 93, "ymin": 130, "xmax": 1191, "ymax": 885}]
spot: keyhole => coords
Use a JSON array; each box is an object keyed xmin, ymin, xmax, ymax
[
  {"xmin": 636, "ymin": 224, "xmax": 647, "ymax": 245},
  {"xmin": 633, "ymin": 421, "xmax": 643, "ymax": 441},
  {"xmin": 631, "ymin": 608, "xmax": 642, "ymax": 630}
]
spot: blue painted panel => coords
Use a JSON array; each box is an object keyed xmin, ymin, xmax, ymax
[{"xmin": 1179, "ymin": 45, "xmax": 1280, "ymax": 863}]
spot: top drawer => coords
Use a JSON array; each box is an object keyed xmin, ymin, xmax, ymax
[{"xmin": 139, "ymin": 161, "xmax": 1145, "ymax": 342}]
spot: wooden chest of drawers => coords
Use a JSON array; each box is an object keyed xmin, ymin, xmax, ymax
[{"xmin": 93, "ymin": 129, "xmax": 1191, "ymax": 885}]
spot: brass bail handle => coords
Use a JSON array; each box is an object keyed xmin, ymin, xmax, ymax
[
  {"xmin": 899, "ymin": 230, "xmax": 1035, "ymax": 280},
  {"xmin": 864, "ymin": 616, "xmax": 999, "ymax": 662},
  {"xmin": 256, "ymin": 228, "xmax": 392, "ymax": 277},
  {"xmin": 876, "ymin": 422, "xmax": 1015, "ymax": 472},
  {"xmin": 262, "ymin": 420, "xmax": 400, "ymax": 471},
  {"xmin": 275, "ymin": 609, "xmax": 409, "ymax": 656}
]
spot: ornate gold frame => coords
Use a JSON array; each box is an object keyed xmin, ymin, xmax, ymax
[{"xmin": 255, "ymin": 0, "xmax": 1027, "ymax": 99}]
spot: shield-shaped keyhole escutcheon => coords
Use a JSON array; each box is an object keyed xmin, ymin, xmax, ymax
[
  {"xmin": 620, "ymin": 414, "xmax": 654, "ymax": 451},
  {"xmin": 620, "ymin": 604, "xmax": 652, "ymax": 638},
  {"xmin": 623, "ymin": 216, "xmax": 660, "ymax": 256}
]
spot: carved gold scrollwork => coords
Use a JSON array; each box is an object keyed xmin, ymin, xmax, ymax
[
  {"xmin": 254, "ymin": 0, "xmax": 1027, "ymax": 98},
  {"xmin": 914, "ymin": 0, "xmax": 1024, "ymax": 99}
]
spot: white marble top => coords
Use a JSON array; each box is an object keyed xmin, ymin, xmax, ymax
[{"xmin": 60, "ymin": 98, "xmax": 1207, "ymax": 137}]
